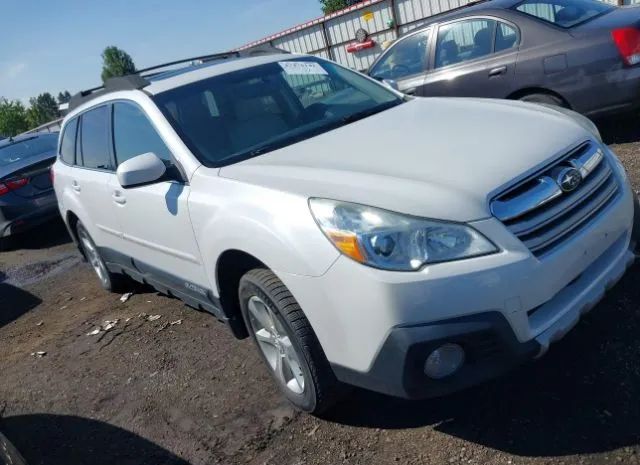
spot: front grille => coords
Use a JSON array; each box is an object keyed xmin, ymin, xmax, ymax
[{"xmin": 491, "ymin": 142, "xmax": 619, "ymax": 257}]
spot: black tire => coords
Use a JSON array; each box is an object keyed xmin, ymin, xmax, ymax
[
  {"xmin": 519, "ymin": 93, "xmax": 566, "ymax": 108},
  {"xmin": 75, "ymin": 221, "xmax": 128, "ymax": 293},
  {"xmin": 239, "ymin": 268, "xmax": 342, "ymax": 414},
  {"xmin": 0, "ymin": 235, "xmax": 16, "ymax": 252}
]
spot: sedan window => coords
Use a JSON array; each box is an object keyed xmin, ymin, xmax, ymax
[
  {"xmin": 435, "ymin": 19, "xmax": 496, "ymax": 69},
  {"xmin": 514, "ymin": 0, "xmax": 613, "ymax": 28},
  {"xmin": 369, "ymin": 30, "xmax": 430, "ymax": 81},
  {"xmin": 495, "ymin": 22, "xmax": 519, "ymax": 52}
]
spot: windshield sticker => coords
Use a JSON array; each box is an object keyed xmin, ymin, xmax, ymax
[{"xmin": 279, "ymin": 61, "xmax": 328, "ymax": 76}]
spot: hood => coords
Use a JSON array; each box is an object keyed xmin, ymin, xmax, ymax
[{"xmin": 220, "ymin": 98, "xmax": 593, "ymax": 222}]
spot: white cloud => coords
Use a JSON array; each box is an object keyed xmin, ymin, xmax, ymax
[{"xmin": 1, "ymin": 62, "xmax": 27, "ymax": 81}]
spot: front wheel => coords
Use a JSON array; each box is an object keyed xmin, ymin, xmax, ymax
[
  {"xmin": 76, "ymin": 222, "xmax": 127, "ymax": 293},
  {"xmin": 239, "ymin": 269, "xmax": 342, "ymax": 414}
]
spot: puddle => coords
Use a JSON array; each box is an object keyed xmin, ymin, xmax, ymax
[{"xmin": 0, "ymin": 253, "xmax": 82, "ymax": 287}]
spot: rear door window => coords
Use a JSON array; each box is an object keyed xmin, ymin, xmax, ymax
[
  {"xmin": 79, "ymin": 106, "xmax": 114, "ymax": 170},
  {"xmin": 60, "ymin": 118, "xmax": 78, "ymax": 165},
  {"xmin": 435, "ymin": 19, "xmax": 497, "ymax": 69},
  {"xmin": 112, "ymin": 102, "xmax": 172, "ymax": 165}
]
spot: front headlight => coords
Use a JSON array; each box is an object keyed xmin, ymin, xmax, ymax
[{"xmin": 309, "ymin": 199, "xmax": 498, "ymax": 271}]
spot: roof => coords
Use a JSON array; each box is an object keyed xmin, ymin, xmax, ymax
[
  {"xmin": 68, "ymin": 45, "xmax": 289, "ymax": 112},
  {"xmin": 401, "ymin": 0, "xmax": 521, "ymax": 27},
  {"xmin": 145, "ymin": 54, "xmax": 302, "ymax": 94}
]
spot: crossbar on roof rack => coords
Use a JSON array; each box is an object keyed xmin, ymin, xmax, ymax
[{"xmin": 68, "ymin": 45, "xmax": 289, "ymax": 112}]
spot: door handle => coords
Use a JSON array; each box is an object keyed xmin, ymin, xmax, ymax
[
  {"xmin": 112, "ymin": 191, "xmax": 127, "ymax": 205},
  {"xmin": 72, "ymin": 181, "xmax": 81, "ymax": 193},
  {"xmin": 489, "ymin": 66, "xmax": 507, "ymax": 77}
]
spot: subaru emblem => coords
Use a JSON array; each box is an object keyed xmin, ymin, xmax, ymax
[{"xmin": 557, "ymin": 167, "xmax": 583, "ymax": 193}]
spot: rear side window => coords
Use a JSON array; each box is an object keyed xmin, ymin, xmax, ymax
[
  {"xmin": 112, "ymin": 102, "xmax": 172, "ymax": 165},
  {"xmin": 60, "ymin": 118, "xmax": 78, "ymax": 165},
  {"xmin": 79, "ymin": 106, "xmax": 113, "ymax": 170},
  {"xmin": 496, "ymin": 23, "xmax": 519, "ymax": 52},
  {"xmin": 514, "ymin": 0, "xmax": 613, "ymax": 28}
]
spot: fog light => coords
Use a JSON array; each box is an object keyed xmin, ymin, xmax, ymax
[{"xmin": 424, "ymin": 343, "xmax": 465, "ymax": 379}]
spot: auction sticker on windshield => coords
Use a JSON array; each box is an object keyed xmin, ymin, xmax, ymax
[{"xmin": 279, "ymin": 61, "xmax": 328, "ymax": 76}]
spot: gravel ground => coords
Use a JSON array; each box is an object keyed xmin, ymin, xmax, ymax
[{"xmin": 1, "ymin": 119, "xmax": 640, "ymax": 465}]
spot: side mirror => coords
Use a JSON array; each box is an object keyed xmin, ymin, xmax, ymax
[
  {"xmin": 117, "ymin": 152, "xmax": 166, "ymax": 188},
  {"xmin": 382, "ymin": 79, "xmax": 399, "ymax": 91}
]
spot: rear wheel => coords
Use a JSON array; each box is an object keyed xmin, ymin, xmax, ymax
[
  {"xmin": 239, "ymin": 268, "xmax": 342, "ymax": 414},
  {"xmin": 519, "ymin": 93, "xmax": 566, "ymax": 108},
  {"xmin": 76, "ymin": 222, "xmax": 127, "ymax": 292}
]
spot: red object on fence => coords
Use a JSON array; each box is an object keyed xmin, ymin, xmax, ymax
[{"xmin": 346, "ymin": 39, "xmax": 375, "ymax": 53}]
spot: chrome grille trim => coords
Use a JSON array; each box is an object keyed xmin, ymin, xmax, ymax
[
  {"xmin": 491, "ymin": 141, "xmax": 619, "ymax": 257},
  {"xmin": 491, "ymin": 142, "xmax": 604, "ymax": 222}
]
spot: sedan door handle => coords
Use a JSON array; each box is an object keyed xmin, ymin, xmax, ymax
[
  {"xmin": 71, "ymin": 181, "xmax": 81, "ymax": 193},
  {"xmin": 489, "ymin": 66, "xmax": 508, "ymax": 77},
  {"xmin": 112, "ymin": 191, "xmax": 127, "ymax": 205}
]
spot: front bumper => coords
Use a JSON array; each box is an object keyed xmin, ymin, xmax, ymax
[
  {"xmin": 332, "ymin": 229, "xmax": 635, "ymax": 399},
  {"xmin": 278, "ymin": 157, "xmax": 636, "ymax": 399}
]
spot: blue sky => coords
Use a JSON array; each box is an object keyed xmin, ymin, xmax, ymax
[{"xmin": 0, "ymin": 0, "xmax": 321, "ymax": 103}]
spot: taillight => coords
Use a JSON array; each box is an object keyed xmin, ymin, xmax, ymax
[
  {"xmin": 50, "ymin": 167, "xmax": 55, "ymax": 185},
  {"xmin": 612, "ymin": 28, "xmax": 640, "ymax": 66},
  {"xmin": 0, "ymin": 177, "xmax": 29, "ymax": 196}
]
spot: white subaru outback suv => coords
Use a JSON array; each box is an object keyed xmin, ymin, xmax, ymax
[{"xmin": 53, "ymin": 51, "xmax": 639, "ymax": 413}]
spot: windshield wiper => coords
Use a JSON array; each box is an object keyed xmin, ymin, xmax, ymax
[{"xmin": 338, "ymin": 100, "xmax": 401, "ymax": 125}]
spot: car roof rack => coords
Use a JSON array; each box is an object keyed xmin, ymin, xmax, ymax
[{"xmin": 68, "ymin": 45, "xmax": 289, "ymax": 112}]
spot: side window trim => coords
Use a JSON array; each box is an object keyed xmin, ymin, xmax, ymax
[
  {"xmin": 432, "ymin": 15, "xmax": 519, "ymax": 71},
  {"xmin": 76, "ymin": 115, "xmax": 84, "ymax": 167}
]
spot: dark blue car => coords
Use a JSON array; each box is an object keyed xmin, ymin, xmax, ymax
[{"xmin": 0, "ymin": 133, "xmax": 59, "ymax": 243}]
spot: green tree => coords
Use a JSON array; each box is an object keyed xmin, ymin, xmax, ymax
[
  {"xmin": 320, "ymin": 0, "xmax": 347, "ymax": 14},
  {"xmin": 101, "ymin": 46, "xmax": 136, "ymax": 82},
  {"xmin": 57, "ymin": 90, "xmax": 72, "ymax": 104},
  {"xmin": 26, "ymin": 93, "xmax": 60, "ymax": 128},
  {"xmin": 0, "ymin": 98, "xmax": 29, "ymax": 136}
]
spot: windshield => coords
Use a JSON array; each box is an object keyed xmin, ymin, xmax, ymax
[
  {"xmin": 514, "ymin": 0, "xmax": 613, "ymax": 28},
  {"xmin": 0, "ymin": 134, "xmax": 58, "ymax": 167},
  {"xmin": 153, "ymin": 57, "xmax": 403, "ymax": 167}
]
